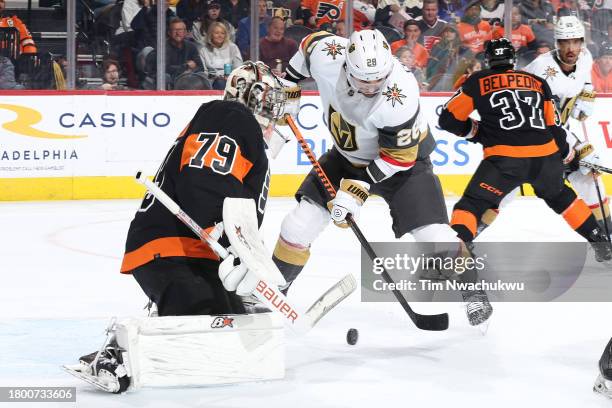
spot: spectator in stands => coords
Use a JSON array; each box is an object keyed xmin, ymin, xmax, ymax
[
  {"xmin": 457, "ymin": 0, "xmax": 491, "ymax": 56},
  {"xmin": 200, "ymin": 21, "xmax": 242, "ymax": 89},
  {"xmin": 335, "ymin": 20, "xmax": 347, "ymax": 37},
  {"xmin": 519, "ymin": 0, "xmax": 555, "ymax": 47},
  {"xmin": 593, "ymin": 43, "xmax": 612, "ymax": 93},
  {"xmin": 479, "ymin": 0, "xmax": 503, "ymax": 21},
  {"xmin": 236, "ymin": 0, "xmax": 269, "ymax": 60},
  {"xmin": 220, "ymin": 0, "xmax": 249, "ymax": 28},
  {"xmin": 0, "ymin": 55, "xmax": 17, "ymax": 88},
  {"xmin": 259, "ymin": 16, "xmax": 298, "ymax": 75},
  {"xmin": 89, "ymin": 59, "xmax": 129, "ymax": 90},
  {"xmin": 176, "ymin": 0, "xmax": 207, "ymax": 31},
  {"xmin": 374, "ymin": 0, "xmax": 400, "ymax": 27},
  {"xmin": 0, "ymin": 0, "xmax": 36, "ymax": 54},
  {"xmin": 165, "ymin": 17, "xmax": 204, "ymax": 85},
  {"xmin": 535, "ymin": 41, "xmax": 552, "ymax": 56},
  {"xmin": 395, "ymin": 45, "xmax": 426, "ymax": 88},
  {"xmin": 452, "ymin": 58, "xmax": 481, "ymax": 89},
  {"xmin": 300, "ymin": 0, "xmax": 374, "ymax": 31},
  {"xmin": 415, "ymin": 0, "xmax": 448, "ymax": 51},
  {"xmin": 591, "ymin": 3, "xmax": 612, "ymax": 49},
  {"xmin": 426, "ymin": 23, "xmax": 473, "ymax": 90},
  {"xmin": 492, "ymin": 5, "xmax": 536, "ymax": 55},
  {"xmin": 114, "ymin": 0, "xmax": 140, "ymax": 37},
  {"xmin": 131, "ymin": 0, "xmax": 177, "ymax": 50},
  {"xmin": 438, "ymin": 0, "xmax": 469, "ymax": 23},
  {"xmin": 192, "ymin": 0, "xmax": 236, "ymax": 45},
  {"xmin": 391, "ymin": 20, "xmax": 429, "ymax": 69},
  {"xmin": 403, "ymin": 0, "xmax": 423, "ymax": 19}
]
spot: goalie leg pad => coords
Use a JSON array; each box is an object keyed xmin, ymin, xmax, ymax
[{"xmin": 116, "ymin": 313, "xmax": 285, "ymax": 390}]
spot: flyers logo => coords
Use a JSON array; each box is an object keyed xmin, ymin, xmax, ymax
[
  {"xmin": 211, "ymin": 316, "xmax": 234, "ymax": 328},
  {"xmin": 316, "ymin": 2, "xmax": 342, "ymax": 20},
  {"xmin": 0, "ymin": 104, "xmax": 85, "ymax": 139}
]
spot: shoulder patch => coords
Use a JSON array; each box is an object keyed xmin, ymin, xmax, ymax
[
  {"xmin": 543, "ymin": 66, "xmax": 558, "ymax": 80},
  {"xmin": 382, "ymin": 83, "xmax": 407, "ymax": 107},
  {"xmin": 322, "ymin": 39, "xmax": 345, "ymax": 60}
]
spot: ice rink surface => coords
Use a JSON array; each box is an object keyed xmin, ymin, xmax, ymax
[{"xmin": 1, "ymin": 197, "xmax": 611, "ymax": 408}]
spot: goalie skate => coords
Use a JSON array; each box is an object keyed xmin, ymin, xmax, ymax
[{"xmin": 62, "ymin": 319, "xmax": 130, "ymax": 394}]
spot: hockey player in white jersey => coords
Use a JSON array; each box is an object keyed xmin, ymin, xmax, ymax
[
  {"xmin": 274, "ymin": 29, "xmax": 493, "ymax": 326},
  {"xmin": 476, "ymin": 16, "xmax": 611, "ymax": 243}
]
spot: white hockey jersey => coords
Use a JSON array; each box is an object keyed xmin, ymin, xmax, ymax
[
  {"xmin": 287, "ymin": 32, "xmax": 431, "ymax": 168},
  {"xmin": 523, "ymin": 49, "xmax": 594, "ymax": 125}
]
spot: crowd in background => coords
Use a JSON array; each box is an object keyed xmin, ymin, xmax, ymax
[{"xmin": 0, "ymin": 0, "xmax": 610, "ymax": 91}]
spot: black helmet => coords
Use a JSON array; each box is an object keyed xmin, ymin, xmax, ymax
[{"xmin": 484, "ymin": 38, "xmax": 516, "ymax": 69}]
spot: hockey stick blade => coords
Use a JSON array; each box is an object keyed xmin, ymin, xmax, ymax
[
  {"xmin": 413, "ymin": 311, "xmax": 449, "ymax": 331},
  {"xmin": 305, "ymin": 274, "xmax": 357, "ymax": 326},
  {"xmin": 580, "ymin": 160, "xmax": 612, "ymax": 174}
]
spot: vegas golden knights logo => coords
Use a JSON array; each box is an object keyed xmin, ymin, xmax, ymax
[{"xmin": 328, "ymin": 105, "xmax": 357, "ymax": 151}]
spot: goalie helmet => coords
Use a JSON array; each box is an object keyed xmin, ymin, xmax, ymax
[
  {"xmin": 224, "ymin": 61, "xmax": 286, "ymax": 128},
  {"xmin": 224, "ymin": 61, "xmax": 288, "ymax": 158},
  {"xmin": 484, "ymin": 38, "xmax": 516, "ymax": 69},
  {"xmin": 345, "ymin": 29, "xmax": 393, "ymax": 96}
]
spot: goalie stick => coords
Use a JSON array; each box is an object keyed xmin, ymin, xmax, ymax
[
  {"xmin": 134, "ymin": 171, "xmax": 356, "ymax": 334},
  {"xmin": 284, "ymin": 115, "xmax": 449, "ymax": 331}
]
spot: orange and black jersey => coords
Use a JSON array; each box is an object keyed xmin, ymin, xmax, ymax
[
  {"xmin": 120, "ymin": 100, "xmax": 269, "ymax": 273},
  {"xmin": 439, "ymin": 68, "xmax": 570, "ymax": 159}
]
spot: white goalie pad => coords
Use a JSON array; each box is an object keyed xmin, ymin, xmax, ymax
[
  {"xmin": 223, "ymin": 198, "xmax": 286, "ymax": 287},
  {"xmin": 115, "ymin": 313, "xmax": 284, "ymax": 389}
]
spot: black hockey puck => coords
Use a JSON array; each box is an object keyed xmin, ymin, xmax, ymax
[{"xmin": 346, "ymin": 328, "xmax": 359, "ymax": 345}]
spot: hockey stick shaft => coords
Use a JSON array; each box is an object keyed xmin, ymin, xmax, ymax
[
  {"xmin": 134, "ymin": 172, "xmax": 356, "ymax": 332},
  {"xmin": 580, "ymin": 122, "xmax": 611, "ymax": 239},
  {"xmin": 285, "ymin": 116, "xmax": 449, "ymax": 331}
]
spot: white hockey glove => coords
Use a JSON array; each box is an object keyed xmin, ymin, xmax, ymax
[
  {"xmin": 571, "ymin": 85, "xmax": 596, "ymax": 121},
  {"xmin": 328, "ymin": 179, "xmax": 370, "ymax": 228},
  {"xmin": 218, "ymin": 253, "xmax": 260, "ymax": 296}
]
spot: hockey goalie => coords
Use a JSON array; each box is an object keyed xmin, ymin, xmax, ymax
[{"xmin": 63, "ymin": 62, "xmax": 355, "ymax": 393}]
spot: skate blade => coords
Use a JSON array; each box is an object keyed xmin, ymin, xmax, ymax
[
  {"xmin": 593, "ymin": 374, "xmax": 612, "ymax": 398},
  {"xmin": 476, "ymin": 319, "xmax": 491, "ymax": 336},
  {"xmin": 62, "ymin": 364, "xmax": 119, "ymax": 393}
]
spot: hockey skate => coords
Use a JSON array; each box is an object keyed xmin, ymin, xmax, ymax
[
  {"xmin": 461, "ymin": 289, "xmax": 493, "ymax": 327},
  {"xmin": 63, "ymin": 319, "xmax": 130, "ymax": 394},
  {"xmin": 594, "ymin": 337, "xmax": 612, "ymax": 398},
  {"xmin": 589, "ymin": 229, "xmax": 612, "ymax": 263},
  {"xmin": 594, "ymin": 374, "xmax": 612, "ymax": 398}
]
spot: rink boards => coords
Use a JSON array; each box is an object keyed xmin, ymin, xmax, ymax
[{"xmin": 0, "ymin": 90, "xmax": 610, "ymax": 201}]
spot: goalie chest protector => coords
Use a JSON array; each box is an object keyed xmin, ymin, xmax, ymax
[{"xmin": 120, "ymin": 100, "xmax": 270, "ymax": 273}]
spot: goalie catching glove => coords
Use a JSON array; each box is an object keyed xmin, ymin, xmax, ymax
[
  {"xmin": 328, "ymin": 179, "xmax": 370, "ymax": 228},
  {"xmin": 571, "ymin": 84, "xmax": 596, "ymax": 121}
]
